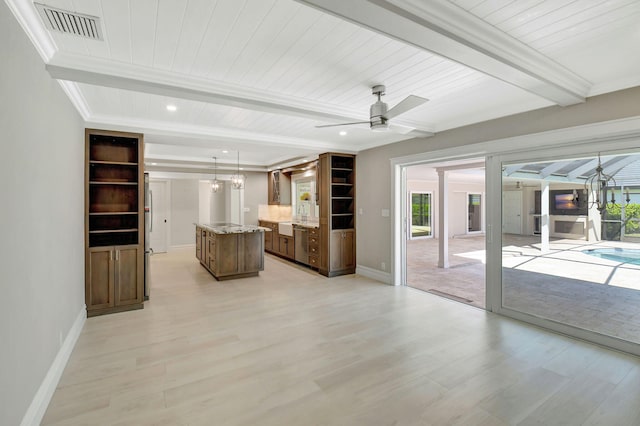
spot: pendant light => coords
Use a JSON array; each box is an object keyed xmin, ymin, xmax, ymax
[
  {"xmin": 585, "ymin": 153, "xmax": 617, "ymax": 216},
  {"xmin": 211, "ymin": 156, "xmax": 221, "ymax": 193},
  {"xmin": 231, "ymin": 151, "xmax": 245, "ymax": 190}
]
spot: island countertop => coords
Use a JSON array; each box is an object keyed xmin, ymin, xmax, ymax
[{"xmin": 195, "ymin": 222, "xmax": 271, "ymax": 234}]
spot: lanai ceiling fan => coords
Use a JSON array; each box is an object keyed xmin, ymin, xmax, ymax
[{"xmin": 316, "ymin": 85, "xmax": 428, "ymax": 134}]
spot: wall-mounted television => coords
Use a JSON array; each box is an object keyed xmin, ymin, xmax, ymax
[{"xmin": 549, "ymin": 189, "xmax": 587, "ymax": 215}]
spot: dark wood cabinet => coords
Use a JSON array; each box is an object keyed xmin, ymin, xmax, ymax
[
  {"xmin": 85, "ymin": 129, "xmax": 144, "ymax": 316},
  {"xmin": 319, "ymin": 153, "xmax": 356, "ymax": 277},
  {"xmin": 197, "ymin": 228, "xmax": 264, "ymax": 280},
  {"xmin": 259, "ymin": 220, "xmax": 277, "ymax": 252},
  {"xmin": 268, "ymin": 170, "xmax": 291, "ymax": 205},
  {"xmin": 278, "ymin": 235, "xmax": 294, "ymax": 259}
]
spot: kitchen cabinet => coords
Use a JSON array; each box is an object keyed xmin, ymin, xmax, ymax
[
  {"xmin": 258, "ymin": 220, "xmax": 277, "ymax": 252},
  {"xmin": 308, "ymin": 227, "xmax": 320, "ymax": 269},
  {"xmin": 196, "ymin": 225, "xmax": 265, "ymax": 280},
  {"xmin": 330, "ymin": 229, "xmax": 355, "ymax": 272},
  {"xmin": 278, "ymin": 235, "xmax": 294, "ymax": 259},
  {"xmin": 85, "ymin": 129, "xmax": 144, "ymax": 316},
  {"xmin": 318, "ymin": 153, "xmax": 356, "ymax": 277},
  {"xmin": 87, "ymin": 245, "xmax": 142, "ymax": 314},
  {"xmin": 268, "ymin": 170, "xmax": 291, "ymax": 205}
]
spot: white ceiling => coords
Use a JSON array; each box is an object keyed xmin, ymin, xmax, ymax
[{"xmin": 7, "ymin": 0, "xmax": 640, "ymax": 171}]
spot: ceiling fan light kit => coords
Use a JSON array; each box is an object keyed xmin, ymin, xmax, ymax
[{"xmin": 316, "ymin": 85, "xmax": 427, "ymax": 133}]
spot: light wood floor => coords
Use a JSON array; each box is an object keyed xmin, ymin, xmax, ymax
[{"xmin": 43, "ymin": 248, "xmax": 640, "ymax": 425}]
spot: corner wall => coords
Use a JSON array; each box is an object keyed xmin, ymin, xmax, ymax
[{"xmin": 0, "ymin": 3, "xmax": 85, "ymax": 425}]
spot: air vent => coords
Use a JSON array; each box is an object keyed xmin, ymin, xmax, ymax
[{"xmin": 35, "ymin": 3, "xmax": 103, "ymax": 41}]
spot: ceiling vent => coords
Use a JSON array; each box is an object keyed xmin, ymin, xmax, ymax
[{"xmin": 35, "ymin": 3, "xmax": 103, "ymax": 41}]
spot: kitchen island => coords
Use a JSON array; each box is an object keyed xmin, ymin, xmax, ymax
[{"xmin": 195, "ymin": 223, "xmax": 270, "ymax": 280}]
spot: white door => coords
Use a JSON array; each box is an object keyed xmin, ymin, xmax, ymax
[
  {"xmin": 502, "ymin": 191, "xmax": 522, "ymax": 234},
  {"xmin": 149, "ymin": 180, "xmax": 168, "ymax": 253}
]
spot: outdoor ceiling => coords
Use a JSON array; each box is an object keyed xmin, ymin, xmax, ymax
[
  {"xmin": 503, "ymin": 153, "xmax": 640, "ymax": 186},
  {"xmin": 7, "ymin": 0, "xmax": 640, "ymax": 171}
]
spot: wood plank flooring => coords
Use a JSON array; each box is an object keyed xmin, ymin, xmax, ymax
[{"xmin": 42, "ymin": 248, "xmax": 640, "ymax": 425}]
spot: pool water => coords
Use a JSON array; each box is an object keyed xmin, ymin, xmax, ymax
[{"xmin": 583, "ymin": 248, "xmax": 640, "ymax": 265}]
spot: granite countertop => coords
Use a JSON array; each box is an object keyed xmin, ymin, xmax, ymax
[
  {"xmin": 195, "ymin": 223, "xmax": 271, "ymax": 234},
  {"xmin": 292, "ymin": 222, "xmax": 319, "ymax": 229}
]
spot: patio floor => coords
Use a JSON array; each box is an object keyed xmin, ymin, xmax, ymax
[{"xmin": 407, "ymin": 234, "xmax": 640, "ymax": 344}]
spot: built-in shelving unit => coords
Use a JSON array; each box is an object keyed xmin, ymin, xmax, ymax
[
  {"xmin": 319, "ymin": 153, "xmax": 356, "ymax": 277},
  {"xmin": 85, "ymin": 129, "xmax": 144, "ymax": 316}
]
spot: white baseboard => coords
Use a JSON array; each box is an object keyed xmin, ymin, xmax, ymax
[
  {"xmin": 169, "ymin": 244, "xmax": 196, "ymax": 251},
  {"xmin": 21, "ymin": 305, "xmax": 86, "ymax": 426},
  {"xmin": 356, "ymin": 264, "xmax": 393, "ymax": 285}
]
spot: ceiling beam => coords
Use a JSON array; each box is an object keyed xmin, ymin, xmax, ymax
[
  {"xmin": 539, "ymin": 161, "xmax": 572, "ymax": 179},
  {"xmin": 295, "ymin": 0, "xmax": 590, "ymax": 106},
  {"xmin": 47, "ymin": 53, "xmax": 435, "ymax": 132}
]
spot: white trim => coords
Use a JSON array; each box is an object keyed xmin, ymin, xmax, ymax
[
  {"xmin": 356, "ymin": 264, "xmax": 393, "ymax": 285},
  {"xmin": 57, "ymin": 80, "xmax": 91, "ymax": 120},
  {"xmin": 20, "ymin": 305, "xmax": 86, "ymax": 426},
  {"xmin": 169, "ymin": 244, "xmax": 196, "ymax": 251}
]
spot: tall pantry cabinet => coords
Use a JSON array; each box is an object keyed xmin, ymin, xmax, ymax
[
  {"xmin": 318, "ymin": 153, "xmax": 356, "ymax": 277},
  {"xmin": 85, "ymin": 129, "xmax": 144, "ymax": 316}
]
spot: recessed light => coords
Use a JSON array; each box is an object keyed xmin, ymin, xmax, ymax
[
  {"xmin": 222, "ymin": 150, "xmax": 229, "ymax": 154},
  {"xmin": 239, "ymin": 167, "xmax": 244, "ymax": 171},
  {"xmin": 151, "ymin": 162, "xmax": 157, "ymax": 165},
  {"xmin": 339, "ymin": 131, "xmax": 347, "ymax": 136},
  {"xmin": 166, "ymin": 105, "xmax": 177, "ymax": 112}
]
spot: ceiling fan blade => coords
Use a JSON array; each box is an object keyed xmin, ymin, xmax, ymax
[
  {"xmin": 383, "ymin": 95, "xmax": 428, "ymax": 120},
  {"xmin": 315, "ymin": 121, "xmax": 370, "ymax": 128},
  {"xmin": 387, "ymin": 122, "xmax": 416, "ymax": 135}
]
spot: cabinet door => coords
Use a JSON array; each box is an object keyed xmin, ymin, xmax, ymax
[
  {"xmin": 279, "ymin": 236, "xmax": 294, "ymax": 259},
  {"xmin": 217, "ymin": 234, "xmax": 239, "ymax": 275},
  {"xmin": 87, "ymin": 247, "xmax": 114, "ymax": 309},
  {"xmin": 342, "ymin": 230, "xmax": 355, "ymax": 269},
  {"xmin": 115, "ymin": 245, "xmax": 142, "ymax": 306},
  {"xmin": 329, "ymin": 230, "xmax": 355, "ymax": 271}
]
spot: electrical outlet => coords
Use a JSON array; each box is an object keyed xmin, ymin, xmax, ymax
[{"xmin": 381, "ymin": 262, "xmax": 386, "ymax": 271}]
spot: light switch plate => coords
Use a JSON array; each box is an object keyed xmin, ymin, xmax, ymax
[{"xmin": 381, "ymin": 209, "xmax": 390, "ymax": 217}]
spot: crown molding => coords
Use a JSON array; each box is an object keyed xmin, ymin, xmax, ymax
[
  {"xmin": 296, "ymin": 0, "xmax": 590, "ymax": 106},
  {"xmin": 5, "ymin": 0, "xmax": 56, "ymax": 62},
  {"xmin": 57, "ymin": 81, "xmax": 91, "ymax": 120}
]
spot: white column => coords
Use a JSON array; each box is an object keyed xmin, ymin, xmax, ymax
[
  {"xmin": 438, "ymin": 170, "xmax": 449, "ymax": 268},
  {"xmin": 541, "ymin": 181, "xmax": 550, "ymax": 253}
]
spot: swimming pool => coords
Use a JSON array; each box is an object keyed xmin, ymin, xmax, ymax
[{"xmin": 583, "ymin": 248, "xmax": 640, "ymax": 265}]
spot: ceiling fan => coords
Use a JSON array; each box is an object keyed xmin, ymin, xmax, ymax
[{"xmin": 316, "ymin": 85, "xmax": 428, "ymax": 134}]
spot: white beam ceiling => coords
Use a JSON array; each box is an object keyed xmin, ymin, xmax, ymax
[{"xmin": 295, "ymin": 0, "xmax": 591, "ymax": 106}]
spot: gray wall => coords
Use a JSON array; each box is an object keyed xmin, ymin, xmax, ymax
[
  {"xmin": 0, "ymin": 3, "xmax": 85, "ymax": 425},
  {"xmin": 167, "ymin": 172, "xmax": 267, "ymax": 247},
  {"xmin": 357, "ymin": 87, "xmax": 640, "ymax": 273},
  {"xmin": 242, "ymin": 172, "xmax": 268, "ymax": 225}
]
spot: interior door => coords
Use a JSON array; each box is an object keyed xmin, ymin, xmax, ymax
[
  {"xmin": 502, "ymin": 191, "xmax": 522, "ymax": 234},
  {"xmin": 149, "ymin": 180, "xmax": 168, "ymax": 253}
]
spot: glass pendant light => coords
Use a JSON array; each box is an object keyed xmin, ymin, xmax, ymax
[
  {"xmin": 211, "ymin": 156, "xmax": 221, "ymax": 193},
  {"xmin": 231, "ymin": 151, "xmax": 245, "ymax": 190}
]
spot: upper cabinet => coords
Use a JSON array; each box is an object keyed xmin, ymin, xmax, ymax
[{"xmin": 268, "ymin": 170, "xmax": 291, "ymax": 205}]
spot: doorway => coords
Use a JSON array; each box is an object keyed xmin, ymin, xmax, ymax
[
  {"xmin": 404, "ymin": 160, "xmax": 486, "ymax": 308},
  {"xmin": 149, "ymin": 180, "xmax": 168, "ymax": 253}
]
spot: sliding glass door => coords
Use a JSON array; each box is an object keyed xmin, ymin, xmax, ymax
[{"xmin": 497, "ymin": 151, "xmax": 640, "ymax": 349}]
